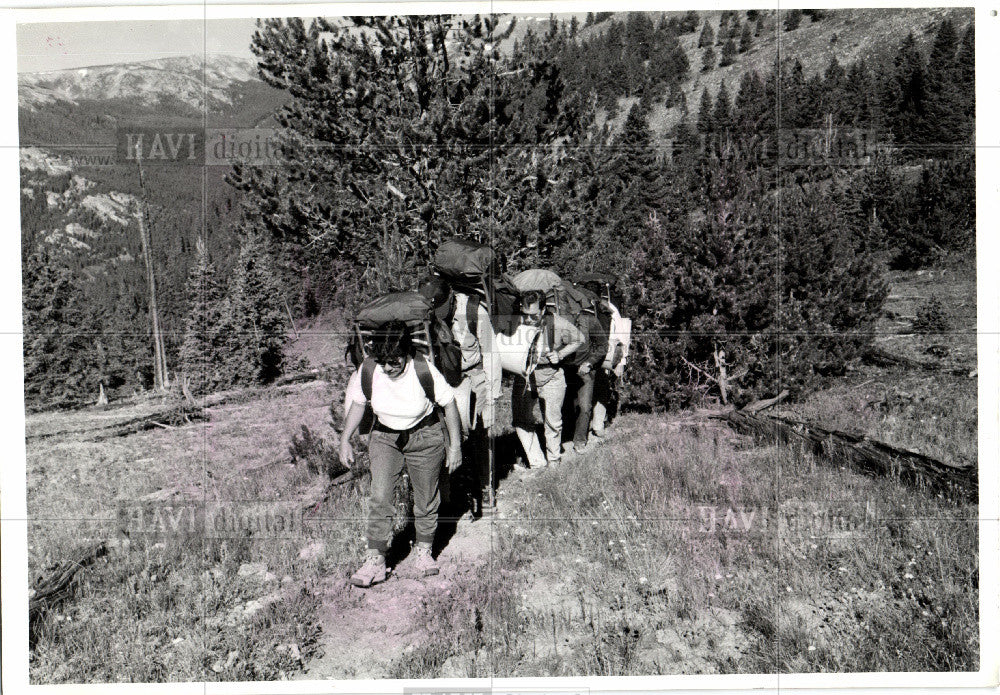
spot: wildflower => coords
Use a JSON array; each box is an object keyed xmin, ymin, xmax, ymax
[
  {"xmin": 715, "ymin": 574, "xmax": 723, "ymax": 580},
  {"xmin": 808, "ymin": 645, "xmax": 817, "ymax": 652},
  {"xmin": 707, "ymin": 592, "xmax": 715, "ymax": 598},
  {"xmin": 639, "ymin": 576, "xmax": 648, "ymax": 584},
  {"xmin": 810, "ymin": 543, "xmax": 818, "ymax": 550},
  {"xmin": 922, "ymin": 610, "xmax": 930, "ymax": 616},
  {"xmin": 904, "ymin": 573, "xmax": 915, "ymax": 579},
  {"xmin": 726, "ymin": 574, "xmax": 733, "ymax": 579},
  {"xmin": 786, "ymin": 586, "xmax": 793, "ymax": 593}
]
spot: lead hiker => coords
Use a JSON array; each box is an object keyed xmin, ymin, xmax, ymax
[
  {"xmin": 511, "ymin": 290, "xmax": 584, "ymax": 468},
  {"xmin": 340, "ymin": 320, "xmax": 463, "ymax": 587}
]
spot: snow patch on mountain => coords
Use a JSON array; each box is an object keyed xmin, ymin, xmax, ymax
[
  {"xmin": 20, "ymin": 147, "xmax": 72, "ymax": 176},
  {"xmin": 18, "ymin": 54, "xmax": 260, "ymax": 112},
  {"xmin": 81, "ymin": 192, "xmax": 137, "ymax": 227}
]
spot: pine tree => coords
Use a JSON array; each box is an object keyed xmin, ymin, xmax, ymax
[
  {"xmin": 717, "ymin": 12, "xmax": 730, "ymax": 43},
  {"xmin": 223, "ymin": 228, "xmax": 289, "ymax": 386},
  {"xmin": 889, "ymin": 32, "xmax": 927, "ymax": 148},
  {"xmin": 22, "ymin": 250, "xmax": 98, "ymax": 409},
  {"xmin": 697, "ymin": 87, "xmax": 714, "ymax": 133},
  {"xmin": 734, "ymin": 71, "xmax": 770, "ymax": 139},
  {"xmin": 821, "ymin": 56, "xmax": 848, "ymax": 123},
  {"xmin": 680, "ymin": 10, "xmax": 700, "ymax": 33},
  {"xmin": 783, "ymin": 9, "xmax": 803, "ymax": 32},
  {"xmin": 921, "ymin": 19, "xmax": 962, "ymax": 148},
  {"xmin": 698, "ymin": 20, "xmax": 715, "ymax": 48},
  {"xmin": 179, "ymin": 237, "xmax": 226, "ymax": 394},
  {"xmin": 955, "ymin": 24, "xmax": 974, "ymax": 142},
  {"xmin": 713, "ymin": 82, "xmax": 733, "ymax": 132},
  {"xmin": 701, "ymin": 45, "xmax": 716, "ymax": 72},
  {"xmin": 739, "ymin": 22, "xmax": 753, "ymax": 53},
  {"xmin": 729, "ymin": 18, "xmax": 743, "ymax": 41},
  {"xmin": 720, "ymin": 37, "xmax": 738, "ymax": 67}
]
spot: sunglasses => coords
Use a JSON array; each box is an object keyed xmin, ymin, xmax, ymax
[{"xmin": 376, "ymin": 355, "xmax": 406, "ymax": 369}]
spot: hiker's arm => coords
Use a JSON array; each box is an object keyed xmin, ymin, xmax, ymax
[
  {"xmin": 555, "ymin": 318, "xmax": 585, "ymax": 363},
  {"xmin": 338, "ymin": 401, "xmax": 366, "ymax": 466},
  {"xmin": 476, "ymin": 305, "xmax": 502, "ymax": 403},
  {"xmin": 588, "ymin": 317, "xmax": 609, "ymax": 370},
  {"xmin": 443, "ymin": 400, "xmax": 462, "ymax": 472}
]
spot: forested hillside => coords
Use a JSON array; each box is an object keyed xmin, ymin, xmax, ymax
[{"xmin": 20, "ymin": 9, "xmax": 975, "ymax": 411}]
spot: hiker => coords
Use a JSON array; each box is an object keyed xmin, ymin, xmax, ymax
[
  {"xmin": 511, "ymin": 290, "xmax": 584, "ymax": 468},
  {"xmin": 564, "ymin": 294, "xmax": 609, "ymax": 454},
  {"xmin": 339, "ymin": 320, "xmax": 463, "ymax": 588},
  {"xmin": 579, "ymin": 276, "xmax": 629, "ymax": 440},
  {"xmin": 420, "ymin": 275, "xmax": 502, "ymax": 516}
]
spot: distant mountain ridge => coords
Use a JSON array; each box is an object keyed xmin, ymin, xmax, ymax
[{"xmin": 19, "ymin": 54, "xmax": 260, "ymax": 111}]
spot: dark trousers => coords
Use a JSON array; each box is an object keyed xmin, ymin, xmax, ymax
[
  {"xmin": 367, "ymin": 423, "xmax": 444, "ymax": 551},
  {"xmin": 570, "ymin": 368, "xmax": 596, "ymax": 447}
]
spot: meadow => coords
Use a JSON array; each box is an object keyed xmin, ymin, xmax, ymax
[{"xmin": 26, "ymin": 267, "xmax": 978, "ymax": 681}]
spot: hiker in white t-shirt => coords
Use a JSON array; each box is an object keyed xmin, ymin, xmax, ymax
[{"xmin": 339, "ymin": 321, "xmax": 462, "ymax": 588}]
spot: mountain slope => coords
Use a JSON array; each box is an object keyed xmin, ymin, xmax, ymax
[{"xmin": 19, "ymin": 54, "xmax": 261, "ymax": 112}]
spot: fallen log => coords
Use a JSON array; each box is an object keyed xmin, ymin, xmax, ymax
[
  {"xmin": 863, "ymin": 346, "xmax": 974, "ymax": 377},
  {"xmin": 720, "ymin": 408, "xmax": 977, "ymax": 502},
  {"xmin": 29, "ymin": 541, "xmax": 108, "ymax": 647},
  {"xmin": 28, "ymin": 404, "xmax": 205, "ymax": 442}
]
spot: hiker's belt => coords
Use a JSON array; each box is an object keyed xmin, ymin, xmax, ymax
[{"xmin": 373, "ymin": 410, "xmax": 440, "ymax": 435}]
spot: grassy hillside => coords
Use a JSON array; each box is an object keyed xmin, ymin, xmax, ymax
[
  {"xmin": 594, "ymin": 8, "xmax": 974, "ymax": 137},
  {"xmin": 26, "ymin": 268, "xmax": 978, "ymax": 681}
]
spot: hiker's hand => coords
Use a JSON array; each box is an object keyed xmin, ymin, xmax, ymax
[
  {"xmin": 445, "ymin": 443, "xmax": 462, "ymax": 473},
  {"xmin": 545, "ymin": 350, "xmax": 560, "ymax": 365},
  {"xmin": 480, "ymin": 400, "xmax": 496, "ymax": 432},
  {"xmin": 338, "ymin": 440, "xmax": 354, "ymax": 468},
  {"xmin": 578, "ymin": 363, "xmax": 592, "ymax": 375}
]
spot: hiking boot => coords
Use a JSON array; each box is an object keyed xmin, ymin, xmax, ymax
[
  {"xmin": 590, "ymin": 430, "xmax": 606, "ymax": 445},
  {"xmin": 349, "ymin": 549, "xmax": 387, "ymax": 588},
  {"xmin": 411, "ymin": 542, "xmax": 439, "ymax": 577},
  {"xmin": 573, "ymin": 441, "xmax": 588, "ymax": 454},
  {"xmin": 479, "ymin": 490, "xmax": 497, "ymax": 518}
]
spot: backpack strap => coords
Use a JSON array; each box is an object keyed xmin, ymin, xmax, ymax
[
  {"xmin": 412, "ymin": 354, "xmax": 436, "ymax": 405},
  {"xmin": 465, "ymin": 293, "xmax": 480, "ymax": 337},
  {"xmin": 361, "ymin": 357, "xmax": 376, "ymax": 401},
  {"xmin": 544, "ymin": 314, "xmax": 555, "ymax": 353}
]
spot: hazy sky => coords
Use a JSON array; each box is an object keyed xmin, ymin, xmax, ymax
[{"xmin": 17, "ymin": 18, "xmax": 258, "ymax": 72}]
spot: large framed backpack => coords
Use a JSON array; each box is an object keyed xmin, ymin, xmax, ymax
[
  {"xmin": 512, "ymin": 269, "xmax": 596, "ymax": 365},
  {"xmin": 346, "ymin": 291, "xmax": 463, "ymax": 388},
  {"xmin": 433, "ymin": 238, "xmax": 520, "ymax": 336}
]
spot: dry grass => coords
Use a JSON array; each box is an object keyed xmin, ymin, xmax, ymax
[{"xmin": 26, "ymin": 270, "xmax": 979, "ymax": 680}]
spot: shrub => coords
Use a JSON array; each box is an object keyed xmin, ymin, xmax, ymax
[{"xmin": 913, "ymin": 296, "xmax": 950, "ymax": 333}]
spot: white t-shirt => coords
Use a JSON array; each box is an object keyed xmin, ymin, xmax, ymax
[{"xmin": 346, "ymin": 358, "xmax": 455, "ymax": 431}]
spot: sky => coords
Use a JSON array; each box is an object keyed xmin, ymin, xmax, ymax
[{"xmin": 17, "ymin": 18, "xmax": 258, "ymax": 72}]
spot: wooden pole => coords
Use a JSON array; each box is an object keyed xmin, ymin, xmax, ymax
[{"xmin": 134, "ymin": 143, "xmax": 169, "ymax": 391}]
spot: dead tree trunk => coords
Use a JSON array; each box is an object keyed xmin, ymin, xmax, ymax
[
  {"xmin": 134, "ymin": 144, "xmax": 169, "ymax": 392},
  {"xmin": 719, "ymin": 405, "xmax": 977, "ymax": 502},
  {"xmin": 29, "ymin": 542, "xmax": 108, "ymax": 647}
]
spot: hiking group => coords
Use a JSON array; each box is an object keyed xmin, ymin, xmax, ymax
[{"xmin": 338, "ymin": 239, "xmax": 631, "ymax": 587}]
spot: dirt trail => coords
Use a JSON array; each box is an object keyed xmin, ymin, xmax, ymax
[{"xmin": 296, "ymin": 512, "xmax": 494, "ymax": 680}]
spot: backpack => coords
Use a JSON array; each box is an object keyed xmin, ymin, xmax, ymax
[
  {"xmin": 346, "ymin": 291, "xmax": 464, "ymax": 387},
  {"xmin": 512, "ymin": 269, "xmax": 595, "ymax": 327},
  {"xmin": 578, "ymin": 272, "xmax": 626, "ymax": 315},
  {"xmin": 433, "ymin": 238, "xmax": 521, "ymax": 336}
]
